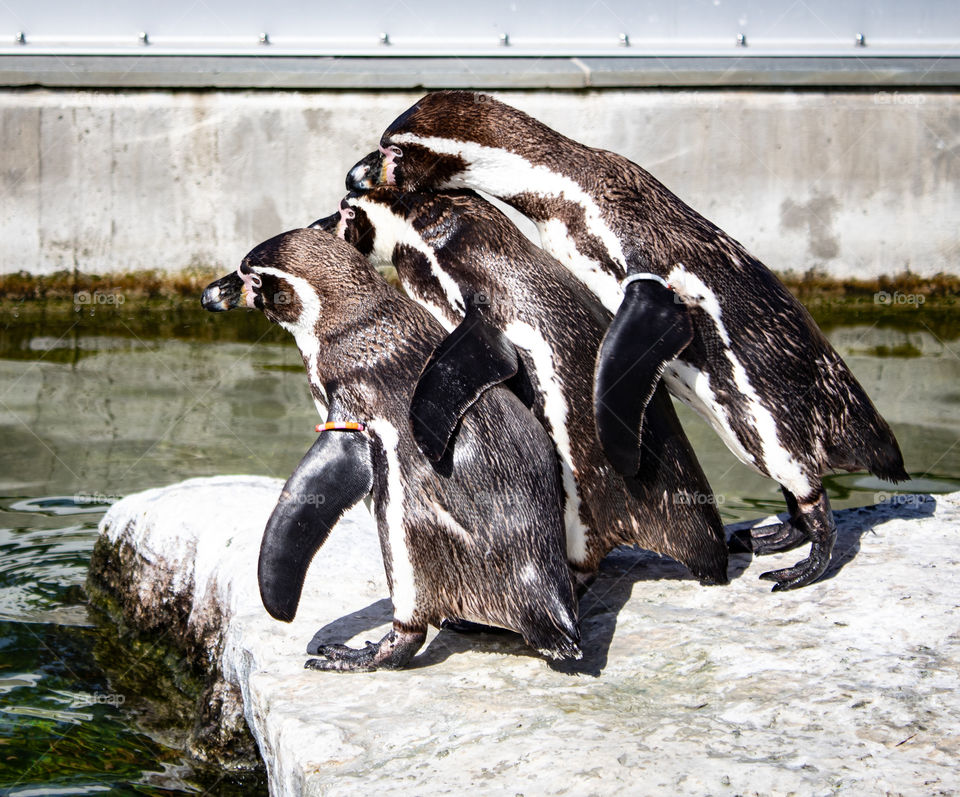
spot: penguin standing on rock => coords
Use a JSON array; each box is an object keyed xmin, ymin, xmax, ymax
[
  {"xmin": 346, "ymin": 91, "xmax": 909, "ymax": 591},
  {"xmin": 200, "ymin": 228, "xmax": 581, "ymax": 670},
  {"xmin": 312, "ymin": 188, "xmax": 728, "ymax": 588}
]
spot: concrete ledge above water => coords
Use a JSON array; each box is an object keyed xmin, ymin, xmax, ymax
[{"xmin": 88, "ymin": 476, "xmax": 960, "ymax": 795}]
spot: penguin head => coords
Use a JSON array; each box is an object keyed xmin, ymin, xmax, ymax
[
  {"xmin": 200, "ymin": 251, "xmax": 303, "ymax": 326},
  {"xmin": 312, "ymin": 190, "xmax": 438, "ymax": 270},
  {"xmin": 201, "ymin": 228, "xmax": 386, "ymax": 337},
  {"xmin": 347, "ymin": 91, "xmax": 523, "ymax": 193},
  {"xmin": 320, "ymin": 189, "xmax": 499, "ymax": 276},
  {"xmin": 309, "ymin": 195, "xmax": 380, "ymax": 259}
]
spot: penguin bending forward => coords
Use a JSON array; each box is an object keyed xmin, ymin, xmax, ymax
[
  {"xmin": 312, "ymin": 188, "xmax": 728, "ymax": 587},
  {"xmin": 201, "ymin": 228, "xmax": 580, "ymax": 670},
  {"xmin": 346, "ymin": 91, "xmax": 908, "ymax": 591}
]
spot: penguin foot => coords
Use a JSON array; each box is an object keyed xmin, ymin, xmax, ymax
[
  {"xmin": 729, "ymin": 520, "xmax": 807, "ymax": 555},
  {"xmin": 758, "ymin": 539, "xmax": 832, "ymax": 591},
  {"xmin": 305, "ymin": 625, "xmax": 426, "ymax": 672},
  {"xmin": 757, "ymin": 489, "xmax": 837, "ymax": 591},
  {"xmin": 307, "ymin": 640, "xmax": 379, "ymax": 667}
]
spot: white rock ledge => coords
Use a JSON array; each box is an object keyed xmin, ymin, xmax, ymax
[{"xmin": 91, "ymin": 477, "xmax": 960, "ymax": 796}]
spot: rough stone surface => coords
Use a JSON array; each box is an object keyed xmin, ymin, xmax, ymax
[
  {"xmin": 3, "ymin": 89, "xmax": 958, "ymax": 279},
  {"xmin": 93, "ymin": 477, "xmax": 960, "ymax": 796}
]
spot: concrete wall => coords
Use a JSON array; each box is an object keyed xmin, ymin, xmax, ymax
[{"xmin": 1, "ymin": 87, "xmax": 957, "ymax": 278}]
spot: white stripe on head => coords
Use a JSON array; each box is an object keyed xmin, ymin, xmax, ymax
[
  {"xmin": 349, "ymin": 195, "xmax": 461, "ymax": 332},
  {"xmin": 388, "ymin": 132, "xmax": 628, "ymax": 304},
  {"xmin": 253, "ymin": 266, "xmax": 327, "ymax": 409},
  {"xmin": 335, "ymin": 205, "xmax": 354, "ymax": 239}
]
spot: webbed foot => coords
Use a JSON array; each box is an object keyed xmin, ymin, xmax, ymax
[
  {"xmin": 757, "ymin": 488, "xmax": 836, "ymax": 592},
  {"xmin": 759, "ymin": 539, "xmax": 834, "ymax": 591},
  {"xmin": 305, "ymin": 624, "xmax": 426, "ymax": 672},
  {"xmin": 729, "ymin": 520, "xmax": 807, "ymax": 555}
]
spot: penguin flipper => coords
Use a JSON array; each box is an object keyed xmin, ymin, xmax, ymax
[
  {"xmin": 411, "ymin": 312, "xmax": 520, "ymax": 461},
  {"xmin": 626, "ymin": 382, "xmax": 729, "ymax": 585},
  {"xmin": 594, "ymin": 278, "xmax": 693, "ymax": 476},
  {"xmin": 258, "ymin": 430, "xmax": 373, "ymax": 622}
]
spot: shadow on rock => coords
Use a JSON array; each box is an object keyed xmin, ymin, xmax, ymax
[
  {"xmin": 415, "ymin": 547, "xmax": 720, "ymax": 676},
  {"xmin": 552, "ymin": 546, "xmax": 717, "ymax": 678},
  {"xmin": 414, "ymin": 626, "xmax": 541, "ymax": 669},
  {"xmin": 821, "ymin": 494, "xmax": 936, "ymax": 584},
  {"xmin": 306, "ymin": 598, "xmax": 394, "ymax": 654},
  {"xmin": 303, "ymin": 497, "xmax": 931, "ymax": 674},
  {"xmin": 724, "ymin": 494, "xmax": 937, "ymax": 586}
]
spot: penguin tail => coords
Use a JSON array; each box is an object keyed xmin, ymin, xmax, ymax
[
  {"xmin": 541, "ymin": 640, "xmax": 583, "ymax": 662},
  {"xmin": 853, "ymin": 434, "xmax": 910, "ymax": 484},
  {"xmin": 661, "ymin": 521, "xmax": 728, "ymax": 586},
  {"xmin": 522, "ymin": 602, "xmax": 582, "ymax": 662},
  {"xmin": 691, "ymin": 557, "xmax": 730, "ymax": 587},
  {"xmin": 828, "ymin": 382, "xmax": 909, "ymax": 484},
  {"xmin": 536, "ymin": 633, "xmax": 583, "ymax": 662}
]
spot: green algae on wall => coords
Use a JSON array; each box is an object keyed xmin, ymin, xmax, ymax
[
  {"xmin": 2, "ymin": 270, "xmax": 957, "ymax": 347},
  {"xmin": 86, "ymin": 533, "xmax": 268, "ymax": 785}
]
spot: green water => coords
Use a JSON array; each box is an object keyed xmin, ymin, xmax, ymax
[{"xmin": 1, "ymin": 297, "xmax": 958, "ymax": 794}]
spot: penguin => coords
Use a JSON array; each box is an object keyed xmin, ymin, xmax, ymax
[
  {"xmin": 200, "ymin": 228, "xmax": 580, "ymax": 670},
  {"xmin": 310, "ymin": 188, "xmax": 728, "ymax": 587},
  {"xmin": 344, "ymin": 91, "xmax": 909, "ymax": 592}
]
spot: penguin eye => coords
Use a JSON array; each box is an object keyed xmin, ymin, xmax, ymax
[
  {"xmin": 239, "ymin": 262, "xmax": 263, "ymax": 288},
  {"xmin": 237, "ymin": 264, "xmax": 263, "ymax": 297},
  {"xmin": 378, "ymin": 143, "xmax": 403, "ymax": 159}
]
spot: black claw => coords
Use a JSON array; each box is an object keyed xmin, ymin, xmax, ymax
[
  {"xmin": 758, "ymin": 539, "xmax": 834, "ymax": 591},
  {"xmin": 742, "ymin": 486, "xmax": 837, "ymax": 591},
  {"xmin": 305, "ymin": 656, "xmax": 378, "ymax": 673},
  {"xmin": 305, "ymin": 641, "xmax": 381, "ymax": 671},
  {"xmin": 732, "ymin": 520, "xmax": 808, "ymax": 556},
  {"xmin": 304, "ymin": 627, "xmax": 427, "ymax": 673}
]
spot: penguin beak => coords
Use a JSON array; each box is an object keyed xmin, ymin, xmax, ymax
[
  {"xmin": 308, "ymin": 211, "xmax": 340, "ymax": 233},
  {"xmin": 201, "ymin": 272, "xmax": 245, "ymax": 312},
  {"xmin": 346, "ymin": 150, "xmax": 383, "ymax": 191}
]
